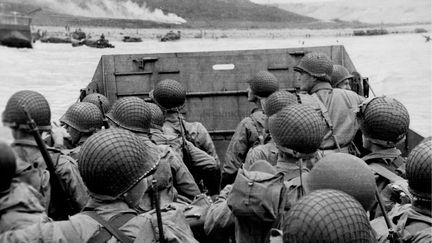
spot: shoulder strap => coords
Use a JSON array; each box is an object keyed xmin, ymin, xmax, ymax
[
  {"xmin": 83, "ymin": 211, "xmax": 136, "ymax": 243},
  {"xmin": 250, "ymin": 112, "xmax": 265, "ymax": 145},
  {"xmin": 369, "ymin": 163, "xmax": 405, "ymax": 183}
]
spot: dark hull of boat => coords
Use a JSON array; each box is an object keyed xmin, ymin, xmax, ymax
[{"xmin": 0, "ymin": 24, "xmax": 32, "ymax": 48}]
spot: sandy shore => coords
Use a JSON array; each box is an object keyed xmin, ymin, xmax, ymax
[{"xmin": 32, "ymin": 23, "xmax": 431, "ymax": 41}]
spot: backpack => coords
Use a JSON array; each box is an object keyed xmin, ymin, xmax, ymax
[{"xmin": 227, "ymin": 168, "xmax": 286, "ymax": 223}]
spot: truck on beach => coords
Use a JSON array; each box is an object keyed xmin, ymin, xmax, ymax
[{"xmin": 81, "ymin": 45, "xmax": 424, "ymax": 164}]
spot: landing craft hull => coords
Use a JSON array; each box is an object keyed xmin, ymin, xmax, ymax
[
  {"xmin": 83, "ymin": 45, "xmax": 423, "ymax": 163},
  {"xmin": 0, "ymin": 14, "xmax": 32, "ymax": 48}
]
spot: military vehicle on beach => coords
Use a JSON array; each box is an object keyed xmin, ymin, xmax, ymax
[{"xmin": 80, "ymin": 45, "xmax": 424, "ymax": 165}]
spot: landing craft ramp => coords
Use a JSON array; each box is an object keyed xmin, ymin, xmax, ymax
[{"xmin": 85, "ymin": 45, "xmax": 423, "ymax": 163}]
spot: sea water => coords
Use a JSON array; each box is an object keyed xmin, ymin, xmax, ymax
[{"xmin": 0, "ymin": 33, "xmax": 431, "ymax": 142}]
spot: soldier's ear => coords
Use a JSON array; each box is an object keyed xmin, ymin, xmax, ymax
[{"xmin": 41, "ymin": 170, "xmax": 50, "ymax": 190}]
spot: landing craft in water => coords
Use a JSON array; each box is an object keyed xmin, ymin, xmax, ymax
[
  {"xmin": 0, "ymin": 11, "xmax": 33, "ymax": 48},
  {"xmin": 160, "ymin": 30, "xmax": 181, "ymax": 42}
]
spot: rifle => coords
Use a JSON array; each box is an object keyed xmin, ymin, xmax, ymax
[
  {"xmin": 98, "ymin": 95, "xmax": 110, "ymax": 129},
  {"xmin": 22, "ymin": 106, "xmax": 79, "ymax": 219},
  {"xmin": 375, "ymin": 190, "xmax": 403, "ymax": 243},
  {"xmin": 152, "ymin": 179, "xmax": 166, "ymax": 243}
]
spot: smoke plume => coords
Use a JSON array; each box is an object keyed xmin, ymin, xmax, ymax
[{"xmin": 30, "ymin": 0, "xmax": 187, "ymax": 24}]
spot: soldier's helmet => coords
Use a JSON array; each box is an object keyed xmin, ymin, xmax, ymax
[
  {"xmin": 330, "ymin": 64, "xmax": 353, "ymax": 87},
  {"xmin": 248, "ymin": 71, "xmax": 279, "ymax": 98},
  {"xmin": 0, "ymin": 141, "xmax": 16, "ymax": 193},
  {"xmin": 106, "ymin": 97, "xmax": 151, "ymax": 133},
  {"xmin": 2, "ymin": 90, "xmax": 51, "ymax": 131},
  {"xmin": 294, "ymin": 52, "xmax": 333, "ymax": 82},
  {"xmin": 153, "ymin": 79, "xmax": 186, "ymax": 110},
  {"xmin": 359, "ymin": 96, "xmax": 410, "ymax": 147},
  {"xmin": 305, "ymin": 153, "xmax": 376, "ymax": 211},
  {"xmin": 269, "ymin": 104, "xmax": 325, "ymax": 154},
  {"xmin": 406, "ymin": 140, "xmax": 432, "ymax": 201},
  {"xmin": 79, "ymin": 129, "xmax": 159, "ymax": 198},
  {"xmin": 82, "ymin": 93, "xmax": 111, "ymax": 114},
  {"xmin": 263, "ymin": 90, "xmax": 298, "ymax": 116},
  {"xmin": 147, "ymin": 102, "xmax": 164, "ymax": 127},
  {"xmin": 282, "ymin": 189, "xmax": 374, "ymax": 243},
  {"xmin": 60, "ymin": 102, "xmax": 103, "ymax": 133}
]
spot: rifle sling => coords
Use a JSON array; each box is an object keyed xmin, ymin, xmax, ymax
[
  {"xmin": 83, "ymin": 210, "xmax": 136, "ymax": 243},
  {"xmin": 369, "ymin": 163, "xmax": 404, "ymax": 183}
]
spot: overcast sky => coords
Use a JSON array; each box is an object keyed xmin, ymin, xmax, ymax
[{"xmin": 250, "ymin": 0, "xmax": 335, "ymax": 4}]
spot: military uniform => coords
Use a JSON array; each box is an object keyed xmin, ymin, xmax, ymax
[
  {"xmin": 0, "ymin": 181, "xmax": 50, "ymax": 234},
  {"xmin": 244, "ymin": 140, "xmax": 279, "ymax": 168}
]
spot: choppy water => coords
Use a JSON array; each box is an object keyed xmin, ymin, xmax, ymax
[{"xmin": 0, "ymin": 33, "xmax": 431, "ymax": 142}]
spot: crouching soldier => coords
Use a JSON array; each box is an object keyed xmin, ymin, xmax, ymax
[
  {"xmin": 0, "ymin": 128, "xmax": 198, "ymax": 242},
  {"xmin": 105, "ymin": 96, "xmax": 200, "ymax": 210},
  {"xmin": 358, "ymin": 96, "xmax": 410, "ymax": 219},
  {"xmin": 2, "ymin": 90, "xmax": 88, "ymax": 220},
  {"xmin": 0, "ymin": 141, "xmax": 50, "ymax": 233},
  {"xmin": 152, "ymin": 79, "xmax": 221, "ymax": 196},
  {"xmin": 371, "ymin": 140, "xmax": 432, "ymax": 243},
  {"xmin": 59, "ymin": 102, "xmax": 103, "ymax": 160}
]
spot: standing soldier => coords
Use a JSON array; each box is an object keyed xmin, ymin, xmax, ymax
[
  {"xmin": 105, "ymin": 96, "xmax": 201, "ymax": 211},
  {"xmin": 358, "ymin": 96, "xmax": 410, "ymax": 218},
  {"xmin": 152, "ymin": 79, "xmax": 221, "ymax": 196},
  {"xmin": 0, "ymin": 141, "xmax": 50, "ymax": 233},
  {"xmin": 59, "ymin": 102, "xmax": 103, "ymax": 160},
  {"xmin": 371, "ymin": 140, "xmax": 432, "ymax": 242},
  {"xmin": 330, "ymin": 64, "xmax": 353, "ymax": 90},
  {"xmin": 244, "ymin": 90, "xmax": 299, "ymax": 168},
  {"xmin": 0, "ymin": 129, "xmax": 198, "ymax": 243},
  {"xmin": 222, "ymin": 71, "xmax": 280, "ymax": 187},
  {"xmin": 2, "ymin": 90, "xmax": 88, "ymax": 220},
  {"xmin": 294, "ymin": 52, "xmax": 364, "ymax": 155}
]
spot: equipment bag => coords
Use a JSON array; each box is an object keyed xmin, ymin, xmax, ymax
[{"xmin": 227, "ymin": 168, "xmax": 285, "ymax": 223}]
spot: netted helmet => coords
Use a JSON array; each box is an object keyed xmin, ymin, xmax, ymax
[
  {"xmin": 0, "ymin": 141, "xmax": 16, "ymax": 193},
  {"xmin": 248, "ymin": 71, "xmax": 279, "ymax": 98},
  {"xmin": 79, "ymin": 128, "xmax": 159, "ymax": 198},
  {"xmin": 263, "ymin": 90, "xmax": 298, "ymax": 116},
  {"xmin": 269, "ymin": 104, "xmax": 325, "ymax": 154},
  {"xmin": 106, "ymin": 97, "xmax": 151, "ymax": 133},
  {"xmin": 2, "ymin": 90, "xmax": 51, "ymax": 131},
  {"xmin": 305, "ymin": 153, "xmax": 376, "ymax": 211},
  {"xmin": 82, "ymin": 93, "xmax": 111, "ymax": 114},
  {"xmin": 406, "ymin": 140, "xmax": 432, "ymax": 201},
  {"xmin": 153, "ymin": 79, "xmax": 186, "ymax": 110},
  {"xmin": 294, "ymin": 52, "xmax": 333, "ymax": 82},
  {"xmin": 60, "ymin": 102, "xmax": 103, "ymax": 133},
  {"xmin": 330, "ymin": 65, "xmax": 353, "ymax": 87},
  {"xmin": 147, "ymin": 102, "xmax": 164, "ymax": 127},
  {"xmin": 359, "ymin": 96, "xmax": 409, "ymax": 146},
  {"xmin": 282, "ymin": 189, "xmax": 374, "ymax": 243}
]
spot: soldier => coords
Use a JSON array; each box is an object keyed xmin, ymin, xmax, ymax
[
  {"xmin": 0, "ymin": 141, "xmax": 49, "ymax": 233},
  {"xmin": 244, "ymin": 90, "xmax": 298, "ymax": 168},
  {"xmin": 151, "ymin": 79, "xmax": 221, "ymax": 196},
  {"xmin": 0, "ymin": 129, "xmax": 198, "ymax": 242},
  {"xmin": 222, "ymin": 71, "xmax": 280, "ymax": 187},
  {"xmin": 280, "ymin": 190, "xmax": 376, "ymax": 243},
  {"xmin": 2, "ymin": 90, "xmax": 88, "ymax": 220},
  {"xmin": 371, "ymin": 140, "xmax": 432, "ymax": 242},
  {"xmin": 303, "ymin": 152, "xmax": 377, "ymax": 211},
  {"xmin": 105, "ymin": 96, "xmax": 200, "ymax": 211},
  {"xmin": 294, "ymin": 52, "xmax": 364, "ymax": 155},
  {"xmin": 358, "ymin": 96, "xmax": 410, "ymax": 218},
  {"xmin": 58, "ymin": 102, "xmax": 103, "ymax": 160},
  {"xmin": 330, "ymin": 64, "xmax": 353, "ymax": 90}
]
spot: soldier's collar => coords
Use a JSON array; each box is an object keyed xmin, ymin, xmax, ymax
[{"xmin": 310, "ymin": 82, "xmax": 332, "ymax": 93}]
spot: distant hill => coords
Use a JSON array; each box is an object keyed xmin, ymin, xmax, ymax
[{"xmin": 276, "ymin": 0, "xmax": 431, "ymax": 24}]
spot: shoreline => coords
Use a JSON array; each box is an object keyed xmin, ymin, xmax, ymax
[{"xmin": 32, "ymin": 23, "xmax": 431, "ymax": 42}]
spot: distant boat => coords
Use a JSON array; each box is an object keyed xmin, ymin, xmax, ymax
[
  {"xmin": 122, "ymin": 36, "xmax": 142, "ymax": 42},
  {"xmin": 160, "ymin": 31, "xmax": 181, "ymax": 42},
  {"xmin": 0, "ymin": 11, "xmax": 33, "ymax": 48}
]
